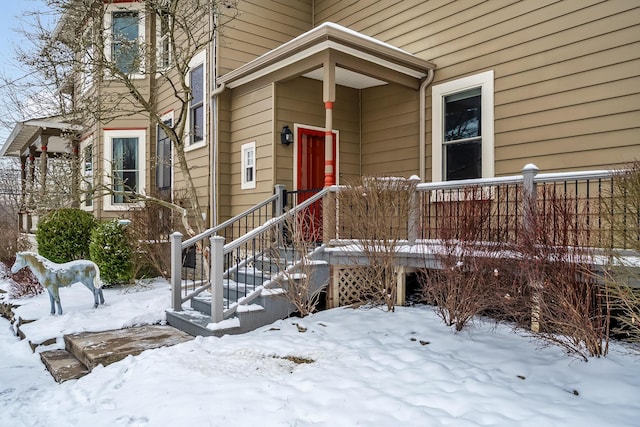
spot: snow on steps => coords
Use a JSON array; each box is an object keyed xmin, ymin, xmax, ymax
[
  {"xmin": 39, "ymin": 325, "xmax": 192, "ymax": 383},
  {"xmin": 166, "ymin": 251, "xmax": 329, "ymax": 337}
]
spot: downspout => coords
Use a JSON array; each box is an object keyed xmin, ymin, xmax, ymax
[
  {"xmin": 210, "ymin": 81, "xmax": 225, "ymax": 227},
  {"xmin": 209, "ymin": 10, "xmax": 226, "ymax": 227},
  {"xmin": 419, "ymin": 68, "xmax": 435, "ymax": 182}
]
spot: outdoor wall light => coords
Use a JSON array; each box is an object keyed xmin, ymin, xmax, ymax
[{"xmin": 280, "ymin": 125, "xmax": 293, "ymax": 146}]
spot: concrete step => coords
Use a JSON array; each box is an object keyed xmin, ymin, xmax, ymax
[
  {"xmin": 166, "ymin": 310, "xmax": 242, "ymax": 337},
  {"xmin": 40, "ymin": 349, "xmax": 89, "ymax": 383},
  {"xmin": 64, "ymin": 325, "xmax": 193, "ymax": 370}
]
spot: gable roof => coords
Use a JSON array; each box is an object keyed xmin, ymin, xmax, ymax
[
  {"xmin": 1, "ymin": 117, "xmax": 84, "ymax": 157},
  {"xmin": 218, "ymin": 22, "xmax": 436, "ymax": 90}
]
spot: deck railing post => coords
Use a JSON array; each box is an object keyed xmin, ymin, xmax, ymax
[
  {"xmin": 210, "ymin": 235, "xmax": 225, "ymax": 323},
  {"xmin": 408, "ymin": 176, "xmax": 421, "ymax": 245},
  {"xmin": 521, "ymin": 164, "xmax": 542, "ymax": 332},
  {"xmin": 170, "ymin": 232, "xmax": 183, "ymax": 311},
  {"xmin": 522, "ymin": 164, "xmax": 539, "ymax": 221},
  {"xmin": 274, "ymin": 184, "xmax": 286, "ymax": 247},
  {"xmin": 323, "ymin": 187, "xmax": 337, "ymax": 243},
  {"xmin": 274, "ymin": 184, "xmax": 286, "ymax": 214}
]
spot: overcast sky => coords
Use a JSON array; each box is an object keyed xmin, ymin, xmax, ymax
[{"xmin": 0, "ymin": 0, "xmax": 50, "ymax": 142}]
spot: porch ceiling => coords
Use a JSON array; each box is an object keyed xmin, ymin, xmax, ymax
[
  {"xmin": 218, "ymin": 22, "xmax": 436, "ymax": 91},
  {"xmin": 0, "ymin": 118, "xmax": 83, "ymax": 158}
]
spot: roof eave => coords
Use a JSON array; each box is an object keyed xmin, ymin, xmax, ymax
[{"xmin": 218, "ymin": 22, "xmax": 435, "ymax": 88}]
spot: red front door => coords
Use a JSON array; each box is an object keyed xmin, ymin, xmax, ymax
[
  {"xmin": 296, "ymin": 127, "xmax": 336, "ymax": 192},
  {"xmin": 296, "ymin": 127, "xmax": 336, "ymax": 241}
]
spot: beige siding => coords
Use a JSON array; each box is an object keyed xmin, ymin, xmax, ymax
[
  {"xmin": 361, "ymin": 84, "xmax": 420, "ymax": 177},
  {"xmin": 227, "ymin": 84, "xmax": 274, "ymax": 216},
  {"xmin": 316, "ymin": 0, "xmax": 640, "ymax": 177},
  {"xmin": 218, "ymin": 1, "xmax": 312, "ymax": 75}
]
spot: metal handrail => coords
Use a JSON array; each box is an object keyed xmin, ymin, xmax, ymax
[
  {"xmin": 223, "ymin": 187, "xmax": 329, "ymax": 254},
  {"xmin": 182, "ymin": 193, "xmax": 279, "ymax": 249},
  {"xmin": 534, "ymin": 170, "xmax": 615, "ymax": 183}
]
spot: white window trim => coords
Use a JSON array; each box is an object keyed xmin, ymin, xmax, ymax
[
  {"xmin": 431, "ymin": 70, "xmax": 494, "ymax": 182},
  {"xmin": 103, "ymin": 128, "xmax": 147, "ymax": 211},
  {"xmin": 80, "ymin": 137, "xmax": 94, "ymax": 211},
  {"xmin": 241, "ymin": 141, "xmax": 256, "ymax": 190},
  {"xmin": 185, "ymin": 49, "xmax": 207, "ymax": 152},
  {"xmin": 104, "ymin": 2, "xmax": 146, "ymax": 79}
]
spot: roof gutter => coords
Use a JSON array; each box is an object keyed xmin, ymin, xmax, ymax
[{"xmin": 419, "ymin": 68, "xmax": 435, "ymax": 182}]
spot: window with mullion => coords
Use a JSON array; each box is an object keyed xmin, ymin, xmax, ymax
[
  {"xmin": 157, "ymin": 10, "xmax": 172, "ymax": 69},
  {"xmin": 84, "ymin": 144, "xmax": 93, "ymax": 207},
  {"xmin": 112, "ymin": 137, "xmax": 139, "ymax": 203},
  {"xmin": 156, "ymin": 119, "xmax": 172, "ymax": 190},
  {"xmin": 443, "ymin": 88, "xmax": 482, "ymax": 181},
  {"xmin": 189, "ymin": 64, "xmax": 204, "ymax": 144},
  {"xmin": 112, "ymin": 11, "xmax": 140, "ymax": 74}
]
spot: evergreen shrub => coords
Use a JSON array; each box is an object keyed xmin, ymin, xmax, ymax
[
  {"xmin": 36, "ymin": 208, "xmax": 95, "ymax": 262},
  {"xmin": 89, "ymin": 220, "xmax": 134, "ymax": 285}
]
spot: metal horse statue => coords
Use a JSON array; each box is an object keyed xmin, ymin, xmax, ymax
[{"xmin": 11, "ymin": 252, "xmax": 105, "ymax": 315}]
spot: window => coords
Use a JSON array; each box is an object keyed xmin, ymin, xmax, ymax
[
  {"xmin": 83, "ymin": 143, "xmax": 93, "ymax": 208},
  {"xmin": 104, "ymin": 129, "xmax": 146, "ymax": 210},
  {"xmin": 186, "ymin": 50, "xmax": 206, "ymax": 149},
  {"xmin": 157, "ymin": 10, "xmax": 172, "ymax": 69},
  {"xmin": 104, "ymin": 5, "xmax": 145, "ymax": 76},
  {"xmin": 241, "ymin": 142, "xmax": 256, "ymax": 189},
  {"xmin": 156, "ymin": 114, "xmax": 173, "ymax": 191},
  {"xmin": 432, "ymin": 70, "xmax": 494, "ymax": 182}
]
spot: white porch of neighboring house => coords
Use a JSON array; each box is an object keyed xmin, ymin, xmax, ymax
[{"xmin": 0, "ymin": 117, "xmax": 84, "ymax": 234}]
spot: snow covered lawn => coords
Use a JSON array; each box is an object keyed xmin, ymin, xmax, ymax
[{"xmin": 1, "ymin": 277, "xmax": 639, "ymax": 426}]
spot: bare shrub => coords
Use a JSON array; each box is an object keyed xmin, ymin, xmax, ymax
[
  {"xmin": 127, "ymin": 198, "xmax": 175, "ymax": 279},
  {"xmin": 336, "ymin": 176, "xmax": 417, "ymax": 311},
  {"xmin": 418, "ymin": 187, "xmax": 527, "ymax": 331},
  {"xmin": 273, "ymin": 209, "xmax": 327, "ymax": 317},
  {"xmin": 518, "ymin": 185, "xmax": 610, "ymax": 360},
  {"xmin": 2, "ymin": 256, "xmax": 42, "ymax": 299},
  {"xmin": 602, "ymin": 161, "xmax": 640, "ymax": 346}
]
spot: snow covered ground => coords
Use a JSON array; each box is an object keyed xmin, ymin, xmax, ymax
[{"xmin": 1, "ymin": 276, "xmax": 639, "ymax": 427}]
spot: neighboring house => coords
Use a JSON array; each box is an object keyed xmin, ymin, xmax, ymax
[{"xmin": 2, "ymin": 0, "xmax": 639, "ymax": 231}]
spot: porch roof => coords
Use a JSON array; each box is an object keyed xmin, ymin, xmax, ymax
[
  {"xmin": 218, "ymin": 22, "xmax": 436, "ymax": 91},
  {"xmin": 0, "ymin": 117, "xmax": 84, "ymax": 157}
]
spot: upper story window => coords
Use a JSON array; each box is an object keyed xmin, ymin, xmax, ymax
[
  {"xmin": 186, "ymin": 50, "xmax": 206, "ymax": 149},
  {"xmin": 432, "ymin": 70, "xmax": 494, "ymax": 182},
  {"xmin": 190, "ymin": 64, "xmax": 204, "ymax": 143},
  {"xmin": 112, "ymin": 11, "xmax": 140, "ymax": 74},
  {"xmin": 104, "ymin": 4, "xmax": 145, "ymax": 77},
  {"xmin": 157, "ymin": 10, "xmax": 172, "ymax": 69}
]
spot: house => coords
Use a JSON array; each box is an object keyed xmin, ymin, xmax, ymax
[
  {"xmin": 1, "ymin": 1, "xmax": 638, "ymax": 332},
  {"xmin": 3, "ymin": 0, "xmax": 638, "ymax": 231}
]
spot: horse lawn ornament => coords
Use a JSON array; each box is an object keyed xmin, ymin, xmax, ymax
[{"xmin": 11, "ymin": 252, "xmax": 105, "ymax": 315}]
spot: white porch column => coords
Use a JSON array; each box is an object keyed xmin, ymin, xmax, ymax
[
  {"xmin": 323, "ymin": 59, "xmax": 336, "ymax": 187},
  {"xmin": 39, "ymin": 135, "xmax": 49, "ymax": 198}
]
